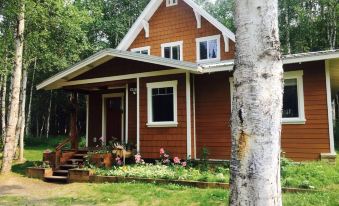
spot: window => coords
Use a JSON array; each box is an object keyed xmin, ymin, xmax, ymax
[
  {"xmin": 166, "ymin": 0, "xmax": 178, "ymax": 7},
  {"xmin": 131, "ymin": 46, "xmax": 150, "ymax": 55},
  {"xmin": 161, "ymin": 41, "xmax": 183, "ymax": 61},
  {"xmin": 196, "ymin": 35, "xmax": 221, "ymax": 62},
  {"xmin": 147, "ymin": 81, "xmax": 178, "ymax": 127},
  {"xmin": 282, "ymin": 70, "xmax": 305, "ymax": 124},
  {"xmin": 229, "ymin": 70, "xmax": 305, "ymax": 124}
]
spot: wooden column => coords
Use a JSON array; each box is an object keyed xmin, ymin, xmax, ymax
[{"xmin": 69, "ymin": 92, "xmax": 78, "ymax": 150}]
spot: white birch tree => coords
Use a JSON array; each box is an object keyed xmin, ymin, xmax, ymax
[
  {"xmin": 230, "ymin": 0, "xmax": 283, "ymax": 205},
  {"xmin": 1, "ymin": 0, "xmax": 25, "ymax": 174}
]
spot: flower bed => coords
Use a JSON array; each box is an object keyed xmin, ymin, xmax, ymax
[{"xmin": 93, "ymin": 164, "xmax": 229, "ymax": 183}]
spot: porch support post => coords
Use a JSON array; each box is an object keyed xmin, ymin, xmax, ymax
[
  {"xmin": 125, "ymin": 84, "xmax": 129, "ymax": 144},
  {"xmin": 85, "ymin": 95, "xmax": 89, "ymax": 147},
  {"xmin": 137, "ymin": 78, "xmax": 140, "ymax": 153},
  {"xmin": 186, "ymin": 72, "xmax": 192, "ymax": 159},
  {"xmin": 70, "ymin": 92, "xmax": 78, "ymax": 150},
  {"xmin": 325, "ymin": 61, "xmax": 336, "ymax": 155}
]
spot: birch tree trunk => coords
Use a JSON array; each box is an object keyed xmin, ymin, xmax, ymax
[
  {"xmin": 1, "ymin": 73, "xmax": 7, "ymax": 141},
  {"xmin": 46, "ymin": 91, "xmax": 52, "ymax": 139},
  {"xmin": 230, "ymin": 0, "xmax": 283, "ymax": 205},
  {"xmin": 19, "ymin": 69, "xmax": 27, "ymax": 161},
  {"xmin": 25, "ymin": 58, "xmax": 36, "ymax": 136},
  {"xmin": 1, "ymin": 0, "xmax": 25, "ymax": 174}
]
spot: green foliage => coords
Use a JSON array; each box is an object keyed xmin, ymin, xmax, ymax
[
  {"xmin": 199, "ymin": 146, "xmax": 209, "ymax": 172},
  {"xmin": 94, "ymin": 164, "xmax": 230, "ymax": 183}
]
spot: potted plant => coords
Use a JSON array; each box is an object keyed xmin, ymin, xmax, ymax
[{"xmin": 26, "ymin": 161, "xmax": 53, "ymax": 179}]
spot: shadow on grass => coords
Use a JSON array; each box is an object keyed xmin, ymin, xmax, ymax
[{"xmin": 11, "ymin": 161, "xmax": 35, "ymax": 176}]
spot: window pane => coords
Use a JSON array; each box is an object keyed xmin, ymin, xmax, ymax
[
  {"xmin": 141, "ymin": 50, "xmax": 148, "ymax": 55},
  {"xmin": 152, "ymin": 87, "xmax": 174, "ymax": 122},
  {"xmin": 199, "ymin": 41, "xmax": 207, "ymax": 60},
  {"xmin": 172, "ymin": 46, "xmax": 180, "ymax": 60},
  {"xmin": 164, "ymin": 47, "xmax": 171, "ymax": 58},
  {"xmin": 208, "ymin": 39, "xmax": 217, "ymax": 59},
  {"xmin": 283, "ymin": 79, "xmax": 299, "ymax": 118}
]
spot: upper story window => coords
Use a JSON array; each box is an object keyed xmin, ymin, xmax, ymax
[
  {"xmin": 161, "ymin": 41, "xmax": 183, "ymax": 61},
  {"xmin": 131, "ymin": 46, "xmax": 150, "ymax": 55},
  {"xmin": 146, "ymin": 81, "xmax": 178, "ymax": 127},
  {"xmin": 229, "ymin": 70, "xmax": 305, "ymax": 124},
  {"xmin": 166, "ymin": 0, "xmax": 178, "ymax": 7},
  {"xmin": 196, "ymin": 35, "xmax": 221, "ymax": 63}
]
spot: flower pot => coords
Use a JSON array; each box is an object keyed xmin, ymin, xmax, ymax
[
  {"xmin": 26, "ymin": 167, "xmax": 53, "ymax": 179},
  {"xmin": 89, "ymin": 153, "xmax": 113, "ymax": 168}
]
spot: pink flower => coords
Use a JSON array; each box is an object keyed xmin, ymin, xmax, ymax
[
  {"xmin": 160, "ymin": 148, "xmax": 165, "ymax": 155},
  {"xmin": 135, "ymin": 154, "xmax": 144, "ymax": 164},
  {"xmin": 181, "ymin": 161, "xmax": 187, "ymax": 167},
  {"xmin": 164, "ymin": 154, "xmax": 169, "ymax": 158},
  {"xmin": 173, "ymin": 157, "xmax": 180, "ymax": 164},
  {"xmin": 115, "ymin": 157, "xmax": 122, "ymax": 166}
]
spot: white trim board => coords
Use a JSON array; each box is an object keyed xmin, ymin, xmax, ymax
[
  {"xmin": 116, "ymin": 0, "xmax": 235, "ymax": 51},
  {"xmin": 101, "ymin": 93, "xmax": 125, "ymax": 145},
  {"xmin": 325, "ymin": 61, "xmax": 336, "ymax": 155},
  {"xmin": 196, "ymin": 35, "xmax": 221, "ymax": 63}
]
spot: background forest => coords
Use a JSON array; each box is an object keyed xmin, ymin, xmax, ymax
[{"xmin": 0, "ymin": 0, "xmax": 337, "ymax": 146}]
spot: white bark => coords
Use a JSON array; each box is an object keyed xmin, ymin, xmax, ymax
[
  {"xmin": 1, "ymin": 73, "xmax": 7, "ymax": 141},
  {"xmin": 19, "ymin": 69, "xmax": 27, "ymax": 161},
  {"xmin": 25, "ymin": 58, "xmax": 36, "ymax": 136},
  {"xmin": 230, "ymin": 0, "xmax": 283, "ymax": 205},
  {"xmin": 1, "ymin": 1, "xmax": 25, "ymax": 174},
  {"xmin": 46, "ymin": 91, "xmax": 52, "ymax": 139}
]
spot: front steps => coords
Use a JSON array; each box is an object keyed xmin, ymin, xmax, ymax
[{"xmin": 44, "ymin": 150, "xmax": 87, "ymax": 184}]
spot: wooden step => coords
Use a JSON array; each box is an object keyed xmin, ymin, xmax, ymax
[
  {"xmin": 73, "ymin": 153, "xmax": 87, "ymax": 158},
  {"xmin": 53, "ymin": 170, "xmax": 69, "ymax": 176},
  {"xmin": 60, "ymin": 164, "xmax": 78, "ymax": 170},
  {"xmin": 67, "ymin": 159, "xmax": 84, "ymax": 164},
  {"xmin": 44, "ymin": 176, "xmax": 68, "ymax": 183}
]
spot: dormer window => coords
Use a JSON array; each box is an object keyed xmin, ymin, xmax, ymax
[
  {"xmin": 196, "ymin": 35, "xmax": 221, "ymax": 63},
  {"xmin": 131, "ymin": 46, "xmax": 150, "ymax": 55},
  {"xmin": 166, "ymin": 0, "xmax": 178, "ymax": 7},
  {"xmin": 161, "ymin": 41, "xmax": 183, "ymax": 61}
]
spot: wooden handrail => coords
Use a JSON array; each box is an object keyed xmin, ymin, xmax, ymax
[{"xmin": 56, "ymin": 137, "xmax": 71, "ymax": 151}]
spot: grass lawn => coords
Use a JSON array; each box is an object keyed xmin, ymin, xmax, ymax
[{"xmin": 0, "ymin": 137, "xmax": 338, "ymax": 205}]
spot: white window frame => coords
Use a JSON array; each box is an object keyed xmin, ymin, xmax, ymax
[
  {"xmin": 196, "ymin": 35, "xmax": 221, "ymax": 63},
  {"xmin": 228, "ymin": 70, "xmax": 305, "ymax": 125},
  {"xmin": 166, "ymin": 0, "xmax": 178, "ymax": 7},
  {"xmin": 146, "ymin": 80, "xmax": 178, "ymax": 127},
  {"xmin": 282, "ymin": 70, "xmax": 305, "ymax": 124},
  {"xmin": 161, "ymin": 41, "xmax": 183, "ymax": 61},
  {"xmin": 131, "ymin": 46, "xmax": 151, "ymax": 55}
]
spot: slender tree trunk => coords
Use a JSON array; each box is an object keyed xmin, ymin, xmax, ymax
[
  {"xmin": 230, "ymin": 0, "xmax": 283, "ymax": 205},
  {"xmin": 1, "ymin": 0, "xmax": 25, "ymax": 174},
  {"xmin": 19, "ymin": 69, "xmax": 27, "ymax": 161},
  {"xmin": 284, "ymin": 0, "xmax": 291, "ymax": 54},
  {"xmin": 1, "ymin": 73, "xmax": 7, "ymax": 141},
  {"xmin": 40, "ymin": 115, "xmax": 45, "ymax": 138},
  {"xmin": 25, "ymin": 58, "xmax": 36, "ymax": 136},
  {"xmin": 45, "ymin": 91, "xmax": 52, "ymax": 139}
]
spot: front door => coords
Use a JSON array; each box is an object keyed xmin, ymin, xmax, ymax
[{"xmin": 105, "ymin": 97, "xmax": 123, "ymax": 144}]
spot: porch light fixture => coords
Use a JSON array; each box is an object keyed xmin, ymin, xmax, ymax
[{"xmin": 130, "ymin": 88, "xmax": 137, "ymax": 95}]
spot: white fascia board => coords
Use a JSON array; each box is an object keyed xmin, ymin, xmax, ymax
[
  {"xmin": 282, "ymin": 51, "xmax": 339, "ymax": 64},
  {"xmin": 117, "ymin": 0, "xmax": 162, "ymax": 51}
]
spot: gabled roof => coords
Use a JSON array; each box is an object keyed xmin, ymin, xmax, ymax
[
  {"xmin": 37, "ymin": 49, "xmax": 202, "ymax": 90},
  {"xmin": 116, "ymin": 0, "xmax": 235, "ymax": 51}
]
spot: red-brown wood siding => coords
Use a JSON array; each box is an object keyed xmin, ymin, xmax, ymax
[
  {"xmin": 194, "ymin": 61, "xmax": 331, "ymax": 161},
  {"xmin": 282, "ymin": 61, "xmax": 331, "ymax": 161},
  {"xmin": 129, "ymin": 0, "xmax": 235, "ymax": 62},
  {"xmin": 88, "ymin": 93, "xmax": 102, "ymax": 147},
  {"xmin": 195, "ymin": 72, "xmax": 232, "ymax": 159},
  {"xmin": 128, "ymin": 83, "xmax": 137, "ymax": 145},
  {"xmin": 139, "ymin": 74, "xmax": 187, "ymax": 159}
]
